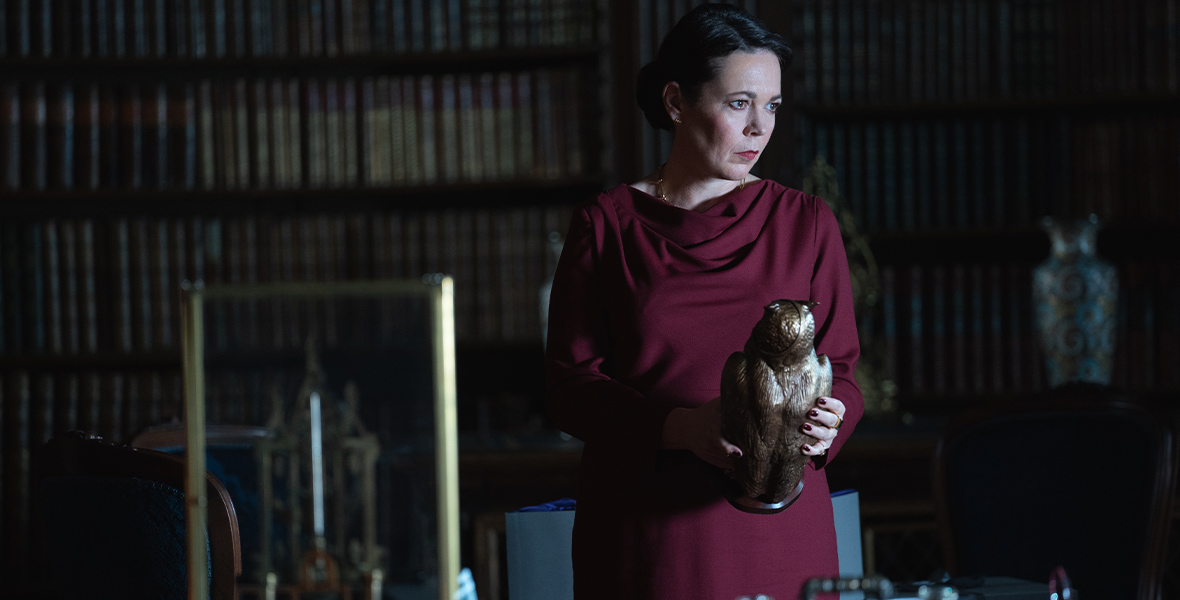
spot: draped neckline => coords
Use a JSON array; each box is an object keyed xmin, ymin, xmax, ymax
[{"xmin": 615, "ymin": 180, "xmax": 776, "ymax": 249}]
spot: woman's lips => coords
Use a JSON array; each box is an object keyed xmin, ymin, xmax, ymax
[{"xmin": 737, "ymin": 151, "xmax": 759, "ymax": 160}]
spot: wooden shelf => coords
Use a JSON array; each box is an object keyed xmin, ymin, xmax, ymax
[
  {"xmin": 866, "ymin": 223, "xmax": 1180, "ymax": 265},
  {"xmin": 0, "ymin": 46, "xmax": 604, "ymax": 82},
  {"xmin": 0, "ymin": 339, "xmax": 547, "ymax": 370},
  {"xmin": 794, "ymin": 93, "xmax": 1180, "ymax": 120},
  {"xmin": 0, "ymin": 178, "xmax": 605, "ymax": 217}
]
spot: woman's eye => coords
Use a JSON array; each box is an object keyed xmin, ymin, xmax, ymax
[
  {"xmin": 767, "ymin": 102, "xmax": 781, "ymax": 113},
  {"xmin": 730, "ymin": 100, "xmax": 748, "ymax": 109}
]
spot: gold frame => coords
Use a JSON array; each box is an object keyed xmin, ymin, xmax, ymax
[{"xmin": 180, "ymin": 278, "xmax": 460, "ymax": 600}]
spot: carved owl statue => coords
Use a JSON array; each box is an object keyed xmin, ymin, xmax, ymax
[{"xmin": 719, "ymin": 300, "xmax": 833, "ymax": 514}]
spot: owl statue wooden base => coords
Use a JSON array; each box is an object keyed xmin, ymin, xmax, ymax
[{"xmin": 719, "ymin": 300, "xmax": 833, "ymax": 515}]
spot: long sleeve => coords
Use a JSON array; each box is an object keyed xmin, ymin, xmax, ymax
[
  {"xmin": 807, "ymin": 199, "xmax": 864, "ymax": 469},
  {"xmin": 544, "ymin": 207, "xmax": 674, "ymax": 450}
]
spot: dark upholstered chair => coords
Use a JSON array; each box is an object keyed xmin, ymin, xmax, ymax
[
  {"xmin": 34, "ymin": 431, "xmax": 242, "ymax": 600},
  {"xmin": 933, "ymin": 386, "xmax": 1178, "ymax": 600},
  {"xmin": 132, "ymin": 422, "xmax": 268, "ymax": 583}
]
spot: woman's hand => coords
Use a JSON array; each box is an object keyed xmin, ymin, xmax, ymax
[
  {"xmin": 661, "ymin": 397, "xmax": 743, "ymax": 470},
  {"xmin": 800, "ymin": 396, "xmax": 846, "ymax": 457}
]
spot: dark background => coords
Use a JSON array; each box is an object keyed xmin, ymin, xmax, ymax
[{"xmin": 1, "ymin": 0, "xmax": 1177, "ymax": 598}]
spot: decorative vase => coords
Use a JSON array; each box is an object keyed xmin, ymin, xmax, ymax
[{"xmin": 1032, "ymin": 215, "xmax": 1118, "ymax": 387}]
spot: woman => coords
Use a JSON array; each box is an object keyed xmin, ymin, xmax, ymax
[{"xmin": 544, "ymin": 4, "xmax": 862, "ymax": 598}]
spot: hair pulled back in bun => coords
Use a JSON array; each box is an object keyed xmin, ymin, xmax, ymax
[{"xmin": 636, "ymin": 4, "xmax": 792, "ymax": 131}]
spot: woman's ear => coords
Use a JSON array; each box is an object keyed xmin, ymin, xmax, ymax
[{"xmin": 662, "ymin": 81, "xmax": 683, "ymax": 123}]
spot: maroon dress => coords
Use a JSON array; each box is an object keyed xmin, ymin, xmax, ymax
[{"xmin": 544, "ymin": 180, "xmax": 864, "ymax": 599}]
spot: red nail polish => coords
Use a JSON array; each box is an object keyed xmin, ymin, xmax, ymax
[
  {"xmin": 802, "ymin": 423, "xmax": 813, "ymax": 431},
  {"xmin": 802, "ymin": 445, "xmax": 812, "ymax": 453},
  {"xmin": 818, "ymin": 398, "xmax": 828, "ymax": 406},
  {"xmin": 809, "ymin": 409, "xmax": 819, "ymax": 417}
]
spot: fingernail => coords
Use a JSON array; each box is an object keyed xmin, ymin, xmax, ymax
[
  {"xmin": 802, "ymin": 445, "xmax": 812, "ymax": 453},
  {"xmin": 802, "ymin": 423, "xmax": 813, "ymax": 431},
  {"xmin": 809, "ymin": 409, "xmax": 819, "ymax": 418},
  {"xmin": 818, "ymin": 398, "xmax": 828, "ymax": 406}
]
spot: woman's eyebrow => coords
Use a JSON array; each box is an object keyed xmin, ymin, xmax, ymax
[{"xmin": 727, "ymin": 91, "xmax": 783, "ymax": 101}]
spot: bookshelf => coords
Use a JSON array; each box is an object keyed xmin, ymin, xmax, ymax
[
  {"xmin": 759, "ymin": 0, "xmax": 1180, "ymax": 589},
  {"xmin": 3, "ymin": 0, "xmax": 1177, "ymax": 592},
  {"xmin": 0, "ymin": 0, "xmax": 611, "ymax": 595},
  {"xmin": 766, "ymin": 0, "xmax": 1180, "ymax": 416}
]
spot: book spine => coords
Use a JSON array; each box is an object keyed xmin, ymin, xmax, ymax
[
  {"xmin": 428, "ymin": 0, "xmax": 445, "ymax": 52},
  {"xmin": 24, "ymin": 81, "xmax": 48, "ymax": 190},
  {"xmin": 495, "ymin": 71, "xmax": 514, "ymax": 179},
  {"xmin": 865, "ymin": 0, "xmax": 880, "ymax": 104},
  {"xmin": 929, "ymin": 265, "xmax": 948, "ymax": 396},
  {"xmin": 250, "ymin": 79, "xmax": 270, "ymax": 188},
  {"xmin": 514, "ymin": 71, "xmax": 533, "ymax": 179},
  {"xmin": 408, "ymin": 0, "xmax": 424, "ymax": 52},
  {"xmin": 819, "ymin": 0, "xmax": 836, "ymax": 102},
  {"xmin": 437, "ymin": 73, "xmax": 458, "ymax": 183},
  {"xmin": 398, "ymin": 76, "xmax": 420, "ymax": 184},
  {"xmin": 80, "ymin": 220, "xmax": 97, "ymax": 352},
  {"xmin": 152, "ymin": 219, "xmax": 172, "ymax": 348},
  {"xmin": 43, "ymin": 220, "xmax": 62, "ymax": 353},
  {"xmin": 562, "ymin": 67, "xmax": 583, "ymax": 177},
  {"xmin": 305, "ymin": 79, "xmax": 327, "ymax": 187},
  {"xmin": 131, "ymin": 218, "xmax": 152, "ymax": 351},
  {"xmin": 341, "ymin": 80, "xmax": 358, "ymax": 186},
  {"xmin": 324, "ymin": 79, "xmax": 343, "ymax": 186},
  {"xmin": 1, "ymin": 222, "xmax": 22, "ymax": 353},
  {"xmin": 477, "ymin": 72, "xmax": 497, "ymax": 181},
  {"xmin": 323, "ymin": 0, "xmax": 338, "ymax": 55},
  {"xmin": 418, "ymin": 74, "xmax": 436, "ymax": 183},
  {"xmin": 533, "ymin": 68, "xmax": 556, "ymax": 179},
  {"xmin": 197, "ymin": 80, "xmax": 215, "ymax": 189},
  {"xmin": 388, "ymin": 76, "xmax": 407, "ymax": 184},
  {"xmin": 233, "ymin": 79, "xmax": 249, "ymax": 188},
  {"xmin": 882, "ymin": 121, "xmax": 897, "ymax": 232},
  {"xmin": 1, "ymin": 83, "xmax": 17, "ymax": 189},
  {"xmin": 213, "ymin": 81, "xmax": 233, "ymax": 188},
  {"xmin": 113, "ymin": 217, "xmax": 133, "ymax": 352},
  {"xmin": 61, "ymin": 221, "xmax": 80, "ymax": 353},
  {"xmin": 863, "ymin": 122, "xmax": 878, "ymax": 232},
  {"xmin": 837, "ymin": 0, "xmax": 852, "ymax": 103},
  {"xmin": 446, "ymin": 0, "xmax": 460, "ymax": 51},
  {"xmin": 952, "ymin": 120, "xmax": 968, "ymax": 229},
  {"xmin": 150, "ymin": 83, "xmax": 167, "ymax": 188},
  {"xmin": 269, "ymin": 79, "xmax": 288, "ymax": 188}
]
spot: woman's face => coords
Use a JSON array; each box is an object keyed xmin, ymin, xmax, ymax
[{"xmin": 674, "ymin": 50, "xmax": 781, "ymax": 182}]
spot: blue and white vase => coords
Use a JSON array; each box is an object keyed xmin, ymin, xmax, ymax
[{"xmin": 1032, "ymin": 215, "xmax": 1118, "ymax": 387}]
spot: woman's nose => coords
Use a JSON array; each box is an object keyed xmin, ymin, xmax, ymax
[{"xmin": 747, "ymin": 112, "xmax": 765, "ymax": 136}]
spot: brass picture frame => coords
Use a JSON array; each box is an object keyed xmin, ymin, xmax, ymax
[{"xmin": 180, "ymin": 278, "xmax": 459, "ymax": 600}]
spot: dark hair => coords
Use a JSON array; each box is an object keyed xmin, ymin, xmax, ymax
[{"xmin": 636, "ymin": 4, "xmax": 792, "ymax": 131}]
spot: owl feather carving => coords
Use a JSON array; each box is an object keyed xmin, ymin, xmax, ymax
[{"xmin": 719, "ymin": 300, "xmax": 833, "ymax": 513}]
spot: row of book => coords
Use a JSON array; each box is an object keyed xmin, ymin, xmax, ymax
[
  {"xmin": 1, "ymin": 256, "xmax": 1174, "ymax": 442},
  {"xmin": 0, "ymin": 205, "xmax": 573, "ymax": 357},
  {"xmin": 0, "ymin": 69, "xmax": 588, "ymax": 191},
  {"xmin": 791, "ymin": 0, "xmax": 1180, "ymax": 105},
  {"xmin": 796, "ymin": 114, "xmax": 1180, "ymax": 234},
  {"xmin": 864, "ymin": 260, "xmax": 1179, "ymax": 399},
  {"xmin": 0, "ymin": 0, "xmax": 597, "ymax": 59}
]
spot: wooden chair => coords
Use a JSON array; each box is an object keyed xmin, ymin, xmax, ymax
[
  {"xmin": 34, "ymin": 431, "xmax": 242, "ymax": 600},
  {"xmin": 932, "ymin": 385, "xmax": 1178, "ymax": 600},
  {"xmin": 132, "ymin": 423, "xmax": 269, "ymax": 587}
]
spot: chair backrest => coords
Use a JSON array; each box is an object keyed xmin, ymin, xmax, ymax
[
  {"xmin": 933, "ymin": 387, "xmax": 1178, "ymax": 600},
  {"xmin": 132, "ymin": 423, "xmax": 268, "ymax": 582},
  {"xmin": 34, "ymin": 431, "xmax": 242, "ymax": 600}
]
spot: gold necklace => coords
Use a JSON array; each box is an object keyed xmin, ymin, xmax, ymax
[{"xmin": 654, "ymin": 163, "xmax": 747, "ymax": 205}]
